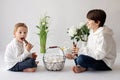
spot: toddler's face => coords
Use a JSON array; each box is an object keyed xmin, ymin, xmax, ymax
[{"xmin": 14, "ymin": 26, "xmax": 28, "ymax": 43}]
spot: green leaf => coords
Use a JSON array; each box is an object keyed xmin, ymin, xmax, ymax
[
  {"xmin": 37, "ymin": 33, "xmax": 40, "ymax": 35},
  {"xmin": 36, "ymin": 15, "xmax": 50, "ymax": 53},
  {"xmin": 36, "ymin": 25, "xmax": 40, "ymax": 29}
]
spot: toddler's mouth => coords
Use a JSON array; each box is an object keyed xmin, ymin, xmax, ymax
[
  {"xmin": 21, "ymin": 37, "xmax": 24, "ymax": 41},
  {"xmin": 20, "ymin": 37, "xmax": 28, "ymax": 44}
]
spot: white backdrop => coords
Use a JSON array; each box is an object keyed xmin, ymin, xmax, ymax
[{"xmin": 0, "ymin": 0, "xmax": 120, "ymax": 53}]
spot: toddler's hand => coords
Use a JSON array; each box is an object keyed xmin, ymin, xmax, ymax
[
  {"xmin": 32, "ymin": 52, "xmax": 37, "ymax": 59},
  {"xmin": 25, "ymin": 43, "xmax": 33, "ymax": 52}
]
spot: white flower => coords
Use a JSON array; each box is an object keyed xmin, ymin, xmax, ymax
[
  {"xmin": 67, "ymin": 23, "xmax": 89, "ymax": 42},
  {"xmin": 41, "ymin": 22, "xmax": 46, "ymax": 25},
  {"xmin": 79, "ymin": 22, "xmax": 86, "ymax": 29},
  {"xmin": 45, "ymin": 29, "xmax": 49, "ymax": 33},
  {"xmin": 36, "ymin": 15, "xmax": 50, "ymax": 53},
  {"xmin": 68, "ymin": 26, "xmax": 77, "ymax": 37}
]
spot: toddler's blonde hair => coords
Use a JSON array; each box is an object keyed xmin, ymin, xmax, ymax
[{"xmin": 13, "ymin": 23, "xmax": 28, "ymax": 34}]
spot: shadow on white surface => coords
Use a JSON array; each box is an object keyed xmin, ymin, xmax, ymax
[{"xmin": 0, "ymin": 51, "xmax": 120, "ymax": 80}]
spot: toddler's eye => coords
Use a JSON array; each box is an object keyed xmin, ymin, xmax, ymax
[
  {"xmin": 19, "ymin": 32, "xmax": 22, "ymax": 34},
  {"xmin": 24, "ymin": 32, "xmax": 26, "ymax": 34}
]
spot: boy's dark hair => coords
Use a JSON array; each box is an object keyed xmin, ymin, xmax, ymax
[{"xmin": 87, "ymin": 9, "xmax": 106, "ymax": 27}]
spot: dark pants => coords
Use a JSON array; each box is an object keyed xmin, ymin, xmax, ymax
[
  {"xmin": 9, "ymin": 57, "xmax": 37, "ymax": 72},
  {"xmin": 74, "ymin": 55, "xmax": 111, "ymax": 71}
]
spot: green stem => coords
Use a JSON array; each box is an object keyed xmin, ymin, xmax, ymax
[{"xmin": 40, "ymin": 31, "xmax": 47, "ymax": 53}]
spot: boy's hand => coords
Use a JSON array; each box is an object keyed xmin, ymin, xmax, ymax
[
  {"xmin": 72, "ymin": 46, "xmax": 79, "ymax": 55},
  {"xmin": 65, "ymin": 53, "xmax": 75, "ymax": 59},
  {"xmin": 72, "ymin": 42, "xmax": 79, "ymax": 55}
]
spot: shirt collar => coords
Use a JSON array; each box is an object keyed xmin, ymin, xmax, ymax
[{"xmin": 90, "ymin": 27, "xmax": 104, "ymax": 35}]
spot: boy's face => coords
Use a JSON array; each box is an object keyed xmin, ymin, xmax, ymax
[
  {"xmin": 86, "ymin": 19, "xmax": 100, "ymax": 30},
  {"xmin": 14, "ymin": 26, "xmax": 28, "ymax": 43}
]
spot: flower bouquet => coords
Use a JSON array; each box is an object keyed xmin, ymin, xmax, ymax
[
  {"xmin": 67, "ymin": 23, "xmax": 89, "ymax": 46},
  {"xmin": 36, "ymin": 15, "xmax": 50, "ymax": 53}
]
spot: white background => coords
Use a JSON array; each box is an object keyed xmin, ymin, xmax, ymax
[{"xmin": 0, "ymin": 0, "xmax": 120, "ymax": 53}]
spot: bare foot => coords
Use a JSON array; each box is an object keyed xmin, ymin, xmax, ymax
[
  {"xmin": 23, "ymin": 68, "xmax": 37, "ymax": 72},
  {"xmin": 72, "ymin": 66, "xmax": 86, "ymax": 73}
]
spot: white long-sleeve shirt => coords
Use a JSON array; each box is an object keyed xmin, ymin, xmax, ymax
[
  {"xmin": 4, "ymin": 38, "xmax": 32, "ymax": 69},
  {"xmin": 80, "ymin": 26, "xmax": 116, "ymax": 68}
]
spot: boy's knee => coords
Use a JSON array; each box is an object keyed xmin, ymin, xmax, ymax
[{"xmin": 77, "ymin": 55, "xmax": 87, "ymax": 64}]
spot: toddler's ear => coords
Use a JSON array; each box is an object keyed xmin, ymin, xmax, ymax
[
  {"xmin": 13, "ymin": 32, "xmax": 16, "ymax": 38},
  {"xmin": 13, "ymin": 34, "xmax": 16, "ymax": 38}
]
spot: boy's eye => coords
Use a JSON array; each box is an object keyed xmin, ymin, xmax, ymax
[
  {"xmin": 24, "ymin": 32, "xmax": 26, "ymax": 34},
  {"xmin": 19, "ymin": 32, "xmax": 22, "ymax": 34}
]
